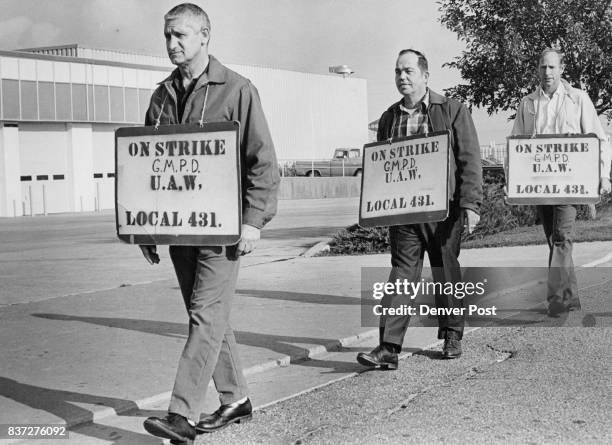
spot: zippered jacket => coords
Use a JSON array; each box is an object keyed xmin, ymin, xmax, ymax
[
  {"xmin": 145, "ymin": 55, "xmax": 280, "ymax": 229},
  {"xmin": 377, "ymin": 90, "xmax": 483, "ymax": 214}
]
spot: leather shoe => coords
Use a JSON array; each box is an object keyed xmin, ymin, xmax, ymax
[
  {"xmin": 196, "ymin": 398, "xmax": 252, "ymax": 433},
  {"xmin": 356, "ymin": 345, "xmax": 398, "ymax": 369},
  {"xmin": 143, "ymin": 413, "xmax": 195, "ymax": 443},
  {"xmin": 442, "ymin": 338, "xmax": 462, "ymax": 359},
  {"xmin": 548, "ymin": 300, "xmax": 568, "ymax": 317}
]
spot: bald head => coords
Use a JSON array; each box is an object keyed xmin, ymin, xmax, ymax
[{"xmin": 538, "ymin": 49, "xmax": 565, "ymax": 95}]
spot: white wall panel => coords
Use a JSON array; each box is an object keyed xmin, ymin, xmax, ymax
[
  {"xmin": 19, "ymin": 59, "xmax": 37, "ymax": 81},
  {"xmin": 21, "ymin": 180, "xmax": 70, "ymax": 214},
  {"xmin": 137, "ymin": 69, "xmax": 157, "ymax": 89},
  {"xmin": 1, "ymin": 57, "xmax": 19, "ymax": 79},
  {"xmin": 108, "ymin": 66, "xmax": 124, "ymax": 86},
  {"xmin": 92, "ymin": 124, "xmax": 116, "ymax": 173},
  {"xmin": 95, "ymin": 177, "xmax": 114, "ymax": 210},
  {"xmin": 92, "ymin": 124, "xmax": 117, "ymax": 210},
  {"xmin": 70, "ymin": 62, "xmax": 87, "ymax": 83},
  {"xmin": 37, "ymin": 60, "xmax": 54, "ymax": 82},
  {"xmin": 93, "ymin": 65, "xmax": 108, "ymax": 85},
  {"xmin": 18, "ymin": 123, "xmax": 71, "ymax": 214},
  {"xmin": 124, "ymin": 68, "xmax": 139, "ymax": 88},
  {"xmin": 19, "ymin": 123, "xmax": 68, "ymax": 175},
  {"xmin": 54, "ymin": 61, "xmax": 71, "ymax": 82}
]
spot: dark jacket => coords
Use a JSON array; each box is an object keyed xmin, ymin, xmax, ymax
[
  {"xmin": 145, "ymin": 55, "xmax": 280, "ymax": 228},
  {"xmin": 377, "ymin": 89, "xmax": 482, "ymax": 214}
]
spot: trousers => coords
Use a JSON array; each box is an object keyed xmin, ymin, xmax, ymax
[
  {"xmin": 380, "ymin": 205, "xmax": 465, "ymax": 347},
  {"xmin": 167, "ymin": 245, "xmax": 248, "ymax": 421},
  {"xmin": 537, "ymin": 204, "xmax": 578, "ymax": 304}
]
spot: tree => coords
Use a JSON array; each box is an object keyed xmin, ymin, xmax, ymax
[{"xmin": 438, "ymin": 0, "xmax": 612, "ymax": 119}]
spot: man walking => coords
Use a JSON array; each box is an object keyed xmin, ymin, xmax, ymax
[
  {"xmin": 141, "ymin": 3, "xmax": 279, "ymax": 443},
  {"xmin": 511, "ymin": 48, "xmax": 612, "ymax": 316},
  {"xmin": 357, "ymin": 49, "xmax": 482, "ymax": 368}
]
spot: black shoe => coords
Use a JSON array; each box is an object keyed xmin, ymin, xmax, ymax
[
  {"xmin": 196, "ymin": 398, "xmax": 253, "ymax": 433},
  {"xmin": 548, "ymin": 300, "xmax": 568, "ymax": 317},
  {"xmin": 143, "ymin": 413, "xmax": 195, "ymax": 443},
  {"xmin": 567, "ymin": 300, "xmax": 582, "ymax": 311},
  {"xmin": 442, "ymin": 338, "xmax": 462, "ymax": 359},
  {"xmin": 356, "ymin": 345, "xmax": 398, "ymax": 370}
]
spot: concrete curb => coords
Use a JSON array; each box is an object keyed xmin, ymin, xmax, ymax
[
  {"xmin": 256, "ymin": 328, "xmax": 479, "ymax": 413},
  {"xmin": 302, "ymin": 237, "xmax": 333, "ymax": 257},
  {"xmin": 9, "ymin": 328, "xmax": 380, "ymax": 441},
  {"xmin": 7, "ymin": 326, "xmax": 485, "ymax": 445}
]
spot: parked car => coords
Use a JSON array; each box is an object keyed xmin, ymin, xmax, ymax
[{"xmin": 294, "ymin": 148, "xmax": 363, "ymax": 177}]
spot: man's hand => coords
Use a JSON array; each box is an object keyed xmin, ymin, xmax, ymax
[
  {"xmin": 139, "ymin": 245, "xmax": 160, "ymax": 265},
  {"xmin": 600, "ymin": 177, "xmax": 611, "ymax": 195},
  {"xmin": 462, "ymin": 208, "xmax": 480, "ymax": 234},
  {"xmin": 237, "ymin": 224, "xmax": 260, "ymax": 256}
]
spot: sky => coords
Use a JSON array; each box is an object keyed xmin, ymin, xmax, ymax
[{"xmin": 0, "ymin": 0, "xmax": 517, "ymax": 144}]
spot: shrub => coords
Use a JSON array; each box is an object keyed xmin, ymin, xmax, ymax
[
  {"xmin": 326, "ymin": 173, "xmax": 611, "ymax": 255},
  {"xmin": 462, "ymin": 178, "xmax": 537, "ymax": 241},
  {"xmin": 328, "ymin": 224, "xmax": 389, "ymax": 255}
]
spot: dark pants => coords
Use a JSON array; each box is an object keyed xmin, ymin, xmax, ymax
[
  {"xmin": 380, "ymin": 205, "xmax": 465, "ymax": 348},
  {"xmin": 537, "ymin": 205, "xmax": 578, "ymax": 305},
  {"xmin": 167, "ymin": 245, "xmax": 248, "ymax": 421}
]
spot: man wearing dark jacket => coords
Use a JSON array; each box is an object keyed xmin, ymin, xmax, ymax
[
  {"xmin": 141, "ymin": 4, "xmax": 279, "ymax": 443},
  {"xmin": 357, "ymin": 49, "xmax": 482, "ymax": 369}
]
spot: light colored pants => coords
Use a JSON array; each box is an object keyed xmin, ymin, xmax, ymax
[
  {"xmin": 168, "ymin": 245, "xmax": 248, "ymax": 421},
  {"xmin": 537, "ymin": 205, "xmax": 578, "ymax": 304}
]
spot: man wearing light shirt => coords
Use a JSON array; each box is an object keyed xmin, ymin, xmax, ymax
[{"xmin": 512, "ymin": 48, "xmax": 612, "ymax": 317}]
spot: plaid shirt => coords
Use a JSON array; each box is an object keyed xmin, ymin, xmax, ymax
[{"xmin": 386, "ymin": 90, "xmax": 430, "ymax": 139}]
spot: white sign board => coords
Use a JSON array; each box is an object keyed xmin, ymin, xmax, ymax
[
  {"xmin": 506, "ymin": 134, "xmax": 601, "ymax": 204},
  {"xmin": 115, "ymin": 122, "xmax": 241, "ymax": 245},
  {"xmin": 359, "ymin": 131, "xmax": 450, "ymax": 227}
]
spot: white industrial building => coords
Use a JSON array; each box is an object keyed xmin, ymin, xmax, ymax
[{"xmin": 0, "ymin": 45, "xmax": 368, "ymax": 217}]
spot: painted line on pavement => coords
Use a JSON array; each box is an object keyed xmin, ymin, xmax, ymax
[{"xmin": 581, "ymin": 251, "xmax": 612, "ymax": 267}]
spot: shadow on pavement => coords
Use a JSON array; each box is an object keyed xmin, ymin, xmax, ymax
[
  {"xmin": 0, "ymin": 376, "xmax": 163, "ymax": 444},
  {"xmin": 32, "ymin": 313, "xmax": 362, "ymax": 373},
  {"xmin": 238, "ymin": 289, "xmax": 361, "ymax": 305},
  {"xmin": 412, "ymin": 350, "xmax": 446, "ymax": 360}
]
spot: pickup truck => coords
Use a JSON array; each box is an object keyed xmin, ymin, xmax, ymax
[{"xmin": 294, "ymin": 148, "xmax": 363, "ymax": 177}]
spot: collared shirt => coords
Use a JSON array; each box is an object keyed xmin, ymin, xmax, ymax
[
  {"xmin": 388, "ymin": 90, "xmax": 430, "ymax": 139},
  {"xmin": 536, "ymin": 83, "xmax": 564, "ymax": 134},
  {"xmin": 377, "ymin": 88, "xmax": 483, "ymax": 212},
  {"xmin": 172, "ymin": 72, "xmax": 203, "ymax": 122},
  {"xmin": 145, "ymin": 55, "xmax": 280, "ymax": 228}
]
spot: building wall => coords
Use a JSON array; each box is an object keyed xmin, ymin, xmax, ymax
[
  {"xmin": 228, "ymin": 63, "xmax": 368, "ymax": 160},
  {"xmin": 0, "ymin": 50, "xmax": 368, "ymax": 216},
  {"xmin": 92, "ymin": 124, "xmax": 117, "ymax": 210},
  {"xmin": 19, "ymin": 123, "xmax": 70, "ymax": 214},
  {"xmin": 0, "ymin": 54, "xmax": 159, "ymax": 125}
]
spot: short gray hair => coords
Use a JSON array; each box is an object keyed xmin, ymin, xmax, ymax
[{"xmin": 165, "ymin": 3, "xmax": 210, "ymax": 31}]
